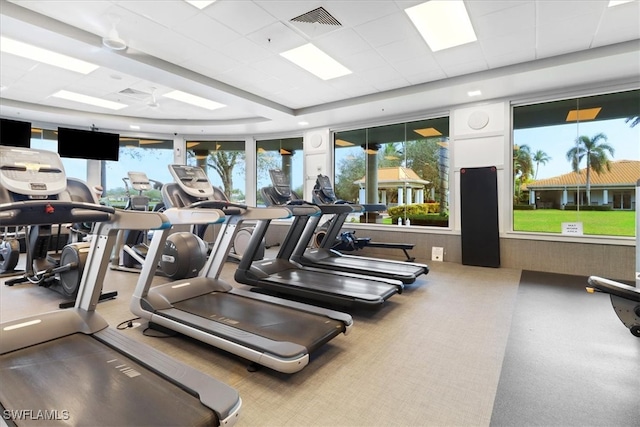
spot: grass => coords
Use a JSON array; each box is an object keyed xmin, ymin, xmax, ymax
[{"xmin": 514, "ymin": 209, "xmax": 635, "ymax": 236}]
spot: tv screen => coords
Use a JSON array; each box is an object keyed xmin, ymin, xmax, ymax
[
  {"xmin": 57, "ymin": 127, "xmax": 120, "ymax": 161},
  {"xmin": 0, "ymin": 118, "xmax": 32, "ymax": 148}
]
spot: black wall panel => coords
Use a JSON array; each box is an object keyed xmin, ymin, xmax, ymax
[{"xmin": 460, "ymin": 166, "xmax": 500, "ymax": 267}]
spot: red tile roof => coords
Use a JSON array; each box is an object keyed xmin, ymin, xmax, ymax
[{"xmin": 527, "ymin": 160, "xmax": 639, "ymax": 189}]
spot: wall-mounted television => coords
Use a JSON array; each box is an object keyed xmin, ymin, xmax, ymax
[
  {"xmin": 57, "ymin": 127, "xmax": 120, "ymax": 161},
  {"xmin": 0, "ymin": 118, "xmax": 32, "ymax": 148}
]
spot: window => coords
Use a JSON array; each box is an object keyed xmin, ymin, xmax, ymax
[
  {"xmin": 333, "ymin": 117, "xmax": 450, "ymax": 227},
  {"xmin": 513, "ymin": 89, "xmax": 639, "ymax": 237},
  {"xmin": 29, "ymin": 128, "xmax": 87, "ymax": 182},
  {"xmin": 256, "ymin": 137, "xmax": 303, "ymax": 205},
  {"xmin": 103, "ymin": 138, "xmax": 173, "ymax": 209},
  {"xmin": 186, "ymin": 140, "xmax": 246, "ymax": 202}
]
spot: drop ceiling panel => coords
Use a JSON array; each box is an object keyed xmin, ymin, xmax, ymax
[
  {"xmin": 246, "ymin": 21, "xmax": 307, "ymax": 53},
  {"xmin": 326, "ymin": 1, "xmax": 400, "ymax": 28},
  {"xmin": 181, "ymin": 49, "xmax": 243, "ymax": 78},
  {"xmin": 114, "ymin": 0, "xmax": 201, "ymax": 30},
  {"xmin": 466, "ymin": 0, "xmax": 531, "ymax": 17},
  {"xmin": 203, "ymin": 0, "xmax": 278, "ymax": 36},
  {"xmin": 173, "ymin": 13, "xmax": 242, "ymax": 49},
  {"xmin": 472, "ymin": 3, "xmax": 535, "ymax": 39},
  {"xmin": 353, "ymin": 12, "xmax": 418, "ymax": 49},
  {"xmin": 375, "ymin": 36, "xmax": 431, "ymax": 64},
  {"xmin": 215, "ymin": 37, "xmax": 273, "ymax": 65},
  {"xmin": 315, "ymin": 28, "xmax": 370, "ymax": 57},
  {"xmin": 480, "ymin": 31, "xmax": 536, "ymax": 59}
]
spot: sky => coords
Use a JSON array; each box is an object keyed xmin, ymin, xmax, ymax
[{"xmin": 514, "ymin": 118, "xmax": 639, "ymax": 180}]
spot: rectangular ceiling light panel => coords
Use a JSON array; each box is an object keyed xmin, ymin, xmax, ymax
[
  {"xmin": 280, "ymin": 43, "xmax": 351, "ymax": 80},
  {"xmin": 405, "ymin": 0, "xmax": 477, "ymax": 52},
  {"xmin": 184, "ymin": 0, "xmax": 217, "ymax": 10},
  {"xmin": 163, "ymin": 90, "xmax": 225, "ymax": 110},
  {"xmin": 0, "ymin": 36, "xmax": 99, "ymax": 74},
  {"xmin": 52, "ymin": 90, "xmax": 127, "ymax": 110},
  {"xmin": 566, "ymin": 107, "xmax": 602, "ymax": 122}
]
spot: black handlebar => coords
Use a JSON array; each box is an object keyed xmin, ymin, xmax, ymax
[{"xmin": 0, "ymin": 201, "xmax": 115, "ymax": 226}]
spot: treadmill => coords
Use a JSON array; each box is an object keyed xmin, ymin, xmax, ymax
[
  {"xmin": 234, "ymin": 170, "xmax": 403, "ymax": 309},
  {"xmin": 130, "ymin": 164, "xmax": 352, "ymax": 374},
  {"xmin": 291, "ymin": 173, "xmax": 429, "ymax": 284},
  {"xmin": 0, "ymin": 147, "xmax": 241, "ymax": 426}
]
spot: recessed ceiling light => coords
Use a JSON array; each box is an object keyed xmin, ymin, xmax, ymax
[
  {"xmin": 129, "ymin": 125, "xmax": 140, "ymax": 130},
  {"xmin": 163, "ymin": 90, "xmax": 225, "ymax": 110},
  {"xmin": 467, "ymin": 90, "xmax": 482, "ymax": 97},
  {"xmin": 608, "ymin": 0, "xmax": 633, "ymax": 6},
  {"xmin": 280, "ymin": 43, "xmax": 352, "ymax": 80},
  {"xmin": 298, "ymin": 121, "xmax": 309, "ymax": 126},
  {"xmin": 51, "ymin": 90, "xmax": 127, "ymax": 110},
  {"xmin": 184, "ymin": 0, "xmax": 217, "ymax": 10},
  {"xmin": 566, "ymin": 107, "xmax": 602, "ymax": 122},
  {"xmin": 414, "ymin": 128, "xmax": 443, "ymax": 137},
  {"xmin": 335, "ymin": 139, "xmax": 354, "ymax": 147},
  {"xmin": 405, "ymin": 1, "xmax": 477, "ymax": 52},
  {"xmin": 0, "ymin": 36, "xmax": 99, "ymax": 74}
]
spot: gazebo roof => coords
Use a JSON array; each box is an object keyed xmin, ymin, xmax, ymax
[{"xmin": 354, "ymin": 167, "xmax": 430, "ymax": 188}]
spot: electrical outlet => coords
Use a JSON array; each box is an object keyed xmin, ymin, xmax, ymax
[{"xmin": 432, "ymin": 246, "xmax": 444, "ymax": 262}]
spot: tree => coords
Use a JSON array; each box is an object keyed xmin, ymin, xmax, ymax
[
  {"xmin": 513, "ymin": 144, "xmax": 533, "ymax": 203},
  {"xmin": 565, "ymin": 133, "xmax": 615, "ymax": 206},
  {"xmin": 532, "ymin": 149, "xmax": 552, "ymax": 179},
  {"xmin": 205, "ymin": 150, "xmax": 241, "ymax": 200}
]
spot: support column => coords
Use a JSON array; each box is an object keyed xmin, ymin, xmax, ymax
[
  {"xmin": 603, "ymin": 189, "xmax": 609, "ymax": 205},
  {"xmin": 397, "ymin": 187, "xmax": 404, "ymax": 205},
  {"xmin": 381, "ymin": 190, "xmax": 387, "ymax": 205},
  {"xmin": 406, "ymin": 187, "xmax": 413, "ymax": 205},
  {"xmin": 529, "ymin": 189, "xmax": 536, "ymax": 205}
]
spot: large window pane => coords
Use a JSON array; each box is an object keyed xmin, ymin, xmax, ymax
[
  {"xmin": 513, "ymin": 89, "xmax": 639, "ymax": 237},
  {"xmin": 186, "ymin": 140, "xmax": 246, "ymax": 202},
  {"xmin": 334, "ymin": 117, "xmax": 449, "ymax": 227},
  {"xmin": 103, "ymin": 138, "xmax": 173, "ymax": 208},
  {"xmin": 29, "ymin": 128, "xmax": 87, "ymax": 182},
  {"xmin": 256, "ymin": 137, "xmax": 303, "ymax": 205}
]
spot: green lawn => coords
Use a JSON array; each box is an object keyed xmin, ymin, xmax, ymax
[{"xmin": 514, "ymin": 209, "xmax": 635, "ymax": 236}]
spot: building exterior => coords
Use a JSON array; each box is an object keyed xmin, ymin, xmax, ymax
[{"xmin": 525, "ymin": 160, "xmax": 639, "ymax": 210}]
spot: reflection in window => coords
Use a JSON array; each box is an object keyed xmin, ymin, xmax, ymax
[
  {"xmin": 256, "ymin": 137, "xmax": 303, "ymax": 205},
  {"xmin": 103, "ymin": 138, "xmax": 173, "ymax": 208},
  {"xmin": 29, "ymin": 128, "xmax": 87, "ymax": 182},
  {"xmin": 513, "ymin": 89, "xmax": 639, "ymax": 237},
  {"xmin": 334, "ymin": 117, "xmax": 450, "ymax": 227},
  {"xmin": 186, "ymin": 140, "xmax": 245, "ymax": 202}
]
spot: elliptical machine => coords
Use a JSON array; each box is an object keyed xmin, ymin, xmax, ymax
[
  {"xmin": 1, "ymin": 146, "xmax": 116, "ymax": 308},
  {"xmin": 111, "ymin": 171, "xmax": 207, "ymax": 279}
]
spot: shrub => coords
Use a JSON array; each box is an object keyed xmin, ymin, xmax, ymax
[
  {"xmin": 563, "ymin": 204, "xmax": 613, "ymax": 211},
  {"xmin": 514, "ymin": 204, "xmax": 535, "ymax": 210}
]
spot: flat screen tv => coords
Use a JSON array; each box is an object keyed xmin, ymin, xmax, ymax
[
  {"xmin": 0, "ymin": 118, "xmax": 32, "ymax": 148},
  {"xmin": 57, "ymin": 127, "xmax": 120, "ymax": 161}
]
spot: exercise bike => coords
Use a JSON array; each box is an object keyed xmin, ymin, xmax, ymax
[
  {"xmin": 0, "ymin": 226, "xmax": 22, "ymax": 277},
  {"xmin": 111, "ymin": 171, "xmax": 208, "ymax": 279},
  {"xmin": 1, "ymin": 147, "xmax": 116, "ymax": 308}
]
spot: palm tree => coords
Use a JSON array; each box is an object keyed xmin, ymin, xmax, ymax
[
  {"xmin": 565, "ymin": 133, "xmax": 615, "ymax": 206},
  {"xmin": 513, "ymin": 144, "xmax": 533, "ymax": 203},
  {"xmin": 532, "ymin": 150, "xmax": 551, "ymax": 179}
]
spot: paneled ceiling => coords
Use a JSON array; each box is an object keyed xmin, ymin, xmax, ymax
[{"xmin": 0, "ymin": 0, "xmax": 638, "ymax": 137}]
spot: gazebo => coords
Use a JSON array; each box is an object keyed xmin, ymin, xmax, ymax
[{"xmin": 354, "ymin": 167, "xmax": 430, "ymax": 206}]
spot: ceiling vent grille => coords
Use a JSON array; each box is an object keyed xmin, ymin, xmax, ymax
[{"xmin": 291, "ymin": 7, "xmax": 341, "ymax": 27}]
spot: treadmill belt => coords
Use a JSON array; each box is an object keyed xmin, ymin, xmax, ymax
[
  {"xmin": 0, "ymin": 334, "xmax": 216, "ymax": 427},
  {"xmin": 174, "ymin": 293, "xmax": 344, "ymax": 352},
  {"xmin": 268, "ymin": 270, "xmax": 398, "ymax": 301}
]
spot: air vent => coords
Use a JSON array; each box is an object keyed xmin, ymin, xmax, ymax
[{"xmin": 291, "ymin": 7, "xmax": 341, "ymax": 26}]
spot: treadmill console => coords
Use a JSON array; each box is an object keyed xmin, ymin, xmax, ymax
[
  {"xmin": 315, "ymin": 174, "xmax": 337, "ymax": 202},
  {"xmin": 0, "ymin": 146, "xmax": 67, "ymax": 197},
  {"xmin": 268, "ymin": 169, "xmax": 292, "ymax": 199},
  {"xmin": 168, "ymin": 164, "xmax": 214, "ymax": 199},
  {"xmin": 127, "ymin": 171, "xmax": 151, "ymax": 191}
]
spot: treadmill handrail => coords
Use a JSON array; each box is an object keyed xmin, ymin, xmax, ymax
[{"xmin": 0, "ymin": 200, "xmax": 115, "ymax": 226}]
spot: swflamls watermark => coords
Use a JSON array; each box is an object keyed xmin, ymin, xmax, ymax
[{"xmin": 3, "ymin": 409, "xmax": 70, "ymax": 421}]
